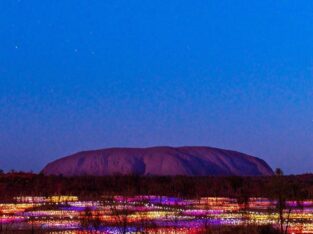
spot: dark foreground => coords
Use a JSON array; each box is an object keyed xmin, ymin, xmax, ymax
[
  {"xmin": 1, "ymin": 173, "xmax": 313, "ymax": 199},
  {"xmin": 0, "ymin": 173, "xmax": 312, "ymax": 233}
]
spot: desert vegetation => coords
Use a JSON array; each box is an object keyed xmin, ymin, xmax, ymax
[
  {"xmin": 0, "ymin": 171, "xmax": 312, "ymax": 200},
  {"xmin": 0, "ymin": 171, "xmax": 312, "ymax": 233}
]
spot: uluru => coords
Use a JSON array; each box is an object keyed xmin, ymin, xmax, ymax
[{"xmin": 42, "ymin": 146, "xmax": 273, "ymax": 176}]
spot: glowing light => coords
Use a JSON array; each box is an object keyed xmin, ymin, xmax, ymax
[{"xmin": 1, "ymin": 196, "xmax": 312, "ymax": 233}]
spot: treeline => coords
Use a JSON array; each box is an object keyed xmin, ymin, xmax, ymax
[{"xmin": 0, "ymin": 172, "xmax": 312, "ymax": 200}]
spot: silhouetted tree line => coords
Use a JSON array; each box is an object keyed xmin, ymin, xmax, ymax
[{"xmin": 0, "ymin": 172, "xmax": 312, "ymax": 201}]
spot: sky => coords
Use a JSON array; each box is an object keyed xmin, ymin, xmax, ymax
[{"xmin": 0, "ymin": 0, "xmax": 312, "ymax": 174}]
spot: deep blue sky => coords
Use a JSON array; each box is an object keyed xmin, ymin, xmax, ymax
[{"xmin": 0, "ymin": 1, "xmax": 312, "ymax": 174}]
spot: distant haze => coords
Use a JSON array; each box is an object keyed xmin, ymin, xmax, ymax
[{"xmin": 0, "ymin": 1, "xmax": 313, "ymax": 174}]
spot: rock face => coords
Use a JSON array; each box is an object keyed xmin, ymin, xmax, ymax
[{"xmin": 42, "ymin": 146, "xmax": 273, "ymax": 176}]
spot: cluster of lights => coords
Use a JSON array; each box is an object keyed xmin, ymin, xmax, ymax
[{"xmin": 0, "ymin": 196, "xmax": 312, "ymax": 233}]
